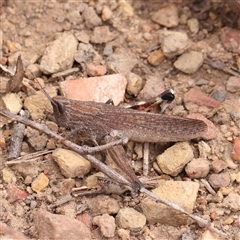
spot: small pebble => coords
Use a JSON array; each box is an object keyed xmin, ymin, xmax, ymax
[
  {"xmin": 208, "ymin": 171, "xmax": 231, "ymax": 189},
  {"xmin": 147, "ymin": 50, "xmax": 165, "ymax": 66},
  {"xmin": 151, "ymin": 4, "xmax": 179, "ymax": 28},
  {"xmin": 226, "ymin": 76, "xmax": 240, "ymax": 93},
  {"xmin": 187, "ymin": 18, "xmax": 199, "ymax": 34},
  {"xmin": 174, "ymin": 51, "xmax": 203, "ymax": 74}
]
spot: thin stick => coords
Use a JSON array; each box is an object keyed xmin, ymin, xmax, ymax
[
  {"xmin": 5, "ymin": 150, "xmax": 53, "ymax": 165},
  {"xmin": 200, "ymin": 179, "xmax": 216, "ymax": 195},
  {"xmin": 143, "ymin": 142, "xmax": 149, "ymax": 176},
  {"xmin": 8, "ymin": 110, "xmax": 29, "ymax": 160}
]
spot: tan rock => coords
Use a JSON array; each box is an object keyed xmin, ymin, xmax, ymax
[
  {"xmin": 126, "ymin": 72, "xmax": 143, "ymax": 96},
  {"xmin": 147, "ymin": 50, "xmax": 165, "ymax": 66},
  {"xmin": 116, "ymin": 207, "xmax": 146, "ymax": 231},
  {"xmin": 40, "ymin": 32, "xmax": 78, "ymax": 74},
  {"xmin": 83, "ymin": 172, "xmax": 105, "ymax": 188},
  {"xmin": 140, "ymin": 181, "xmax": 199, "ymax": 226},
  {"xmin": 117, "ymin": 0, "xmax": 134, "ymax": 19},
  {"xmin": 174, "ymin": 51, "xmax": 203, "ymax": 74},
  {"xmin": 31, "ymin": 173, "xmax": 49, "ymax": 193},
  {"xmin": 236, "ymin": 171, "xmax": 240, "ymax": 183},
  {"xmin": 24, "ymin": 88, "xmax": 57, "ymax": 120},
  {"xmin": 156, "ymin": 142, "xmax": 193, "ymax": 176},
  {"xmin": 102, "ymin": 5, "xmax": 112, "ymax": 21},
  {"xmin": 0, "ymin": 93, "xmax": 22, "ymax": 114},
  {"xmin": 52, "ymin": 148, "xmax": 91, "ymax": 178},
  {"xmin": 2, "ymin": 168, "xmax": 17, "ymax": 183},
  {"xmin": 237, "ymin": 57, "xmax": 240, "ymax": 71}
]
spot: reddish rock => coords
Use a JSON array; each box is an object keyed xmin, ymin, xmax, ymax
[
  {"xmin": 184, "ymin": 88, "xmax": 222, "ymax": 117},
  {"xmin": 76, "ymin": 213, "xmax": 93, "ymax": 229},
  {"xmin": 231, "ymin": 139, "xmax": 240, "ymax": 163},
  {"xmin": 86, "ymin": 63, "xmax": 107, "ymax": 77},
  {"xmin": 7, "ymin": 185, "xmax": 28, "ymax": 203},
  {"xmin": 33, "ymin": 210, "xmax": 91, "ymax": 240},
  {"xmin": 60, "ymin": 74, "xmax": 127, "ymax": 106},
  {"xmin": 233, "ymin": 139, "xmax": 240, "ymax": 154},
  {"xmin": 221, "ymin": 27, "xmax": 240, "ymax": 54},
  {"xmin": 0, "ymin": 223, "xmax": 30, "ymax": 240},
  {"xmin": 187, "ymin": 113, "xmax": 217, "ymax": 140},
  {"xmin": 185, "ymin": 158, "xmax": 210, "ymax": 178},
  {"xmin": 226, "ymin": 76, "xmax": 240, "ymax": 93},
  {"xmin": 231, "ymin": 153, "xmax": 240, "ymax": 163},
  {"xmin": 208, "ymin": 172, "xmax": 231, "ymax": 189},
  {"xmin": 211, "ymin": 160, "xmax": 228, "ymax": 173}
]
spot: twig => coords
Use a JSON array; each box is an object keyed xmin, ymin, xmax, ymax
[
  {"xmin": 6, "ymin": 55, "xmax": 24, "ymax": 92},
  {"xmin": 48, "ymin": 194, "xmax": 73, "ymax": 209},
  {"xmin": 0, "ymin": 109, "xmax": 230, "ymax": 239},
  {"xmin": 51, "ymin": 67, "xmax": 80, "ymax": 78},
  {"xmin": 8, "ymin": 110, "xmax": 29, "ymax": 160},
  {"xmin": 200, "ymin": 179, "xmax": 216, "ymax": 195},
  {"xmin": 143, "ymin": 142, "xmax": 149, "ymax": 176},
  {"xmin": 5, "ymin": 149, "xmax": 53, "ymax": 165}
]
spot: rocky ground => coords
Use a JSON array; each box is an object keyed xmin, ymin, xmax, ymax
[{"xmin": 0, "ymin": 0, "xmax": 240, "ymax": 239}]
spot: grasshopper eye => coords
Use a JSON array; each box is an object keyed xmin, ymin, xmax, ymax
[
  {"xmin": 160, "ymin": 89, "xmax": 175, "ymax": 101},
  {"xmin": 56, "ymin": 101, "xmax": 64, "ymax": 114},
  {"xmin": 51, "ymin": 100, "xmax": 64, "ymax": 115}
]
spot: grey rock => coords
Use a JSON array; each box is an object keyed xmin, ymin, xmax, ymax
[
  {"xmin": 211, "ymin": 90, "xmax": 228, "ymax": 103},
  {"xmin": 106, "ymin": 51, "xmax": 137, "ymax": 75},
  {"xmin": 74, "ymin": 43, "xmax": 102, "ymax": 71}
]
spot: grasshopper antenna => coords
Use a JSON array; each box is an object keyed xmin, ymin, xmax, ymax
[{"xmin": 30, "ymin": 72, "xmax": 57, "ymax": 107}]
